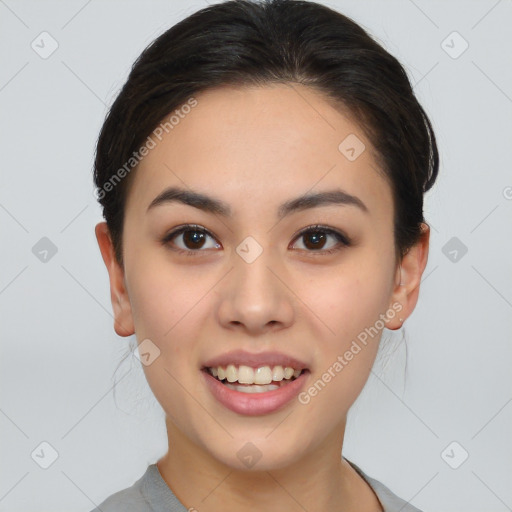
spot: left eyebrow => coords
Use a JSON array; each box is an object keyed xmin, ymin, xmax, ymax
[
  {"xmin": 277, "ymin": 189, "xmax": 368, "ymax": 219},
  {"xmin": 146, "ymin": 186, "xmax": 369, "ymax": 217}
]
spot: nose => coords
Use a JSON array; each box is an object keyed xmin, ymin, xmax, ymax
[{"xmin": 215, "ymin": 247, "xmax": 295, "ymax": 335}]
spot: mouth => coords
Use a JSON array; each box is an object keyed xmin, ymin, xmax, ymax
[
  {"xmin": 202, "ymin": 364, "xmax": 307, "ymax": 393},
  {"xmin": 201, "ymin": 360, "xmax": 310, "ymax": 416}
]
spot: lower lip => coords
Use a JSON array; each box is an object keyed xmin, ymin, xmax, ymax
[{"xmin": 201, "ymin": 370, "xmax": 309, "ymax": 416}]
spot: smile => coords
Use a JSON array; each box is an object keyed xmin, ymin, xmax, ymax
[
  {"xmin": 201, "ymin": 365, "xmax": 310, "ymax": 416},
  {"xmin": 207, "ymin": 364, "xmax": 303, "ymax": 391}
]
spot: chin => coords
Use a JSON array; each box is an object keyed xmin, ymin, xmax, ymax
[{"xmin": 205, "ymin": 433, "xmax": 308, "ymax": 472}]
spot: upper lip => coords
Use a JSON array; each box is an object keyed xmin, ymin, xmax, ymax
[{"xmin": 202, "ymin": 350, "xmax": 309, "ymax": 370}]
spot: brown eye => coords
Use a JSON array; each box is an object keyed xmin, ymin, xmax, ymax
[
  {"xmin": 291, "ymin": 225, "xmax": 351, "ymax": 254},
  {"xmin": 162, "ymin": 225, "xmax": 221, "ymax": 254},
  {"xmin": 182, "ymin": 230, "xmax": 207, "ymax": 249},
  {"xmin": 302, "ymin": 230, "xmax": 328, "ymax": 250}
]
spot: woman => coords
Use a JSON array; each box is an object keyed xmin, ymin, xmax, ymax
[{"xmin": 92, "ymin": 0, "xmax": 437, "ymax": 510}]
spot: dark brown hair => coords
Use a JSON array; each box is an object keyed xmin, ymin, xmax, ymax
[{"xmin": 94, "ymin": 0, "xmax": 438, "ymax": 266}]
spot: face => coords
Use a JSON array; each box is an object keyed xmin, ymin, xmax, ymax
[{"xmin": 96, "ymin": 83, "xmax": 427, "ymax": 471}]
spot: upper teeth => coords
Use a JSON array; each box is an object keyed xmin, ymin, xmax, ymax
[{"xmin": 209, "ymin": 365, "xmax": 302, "ymax": 385}]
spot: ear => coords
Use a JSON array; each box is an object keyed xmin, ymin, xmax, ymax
[
  {"xmin": 95, "ymin": 222, "xmax": 135, "ymax": 337},
  {"xmin": 385, "ymin": 223, "xmax": 430, "ymax": 330}
]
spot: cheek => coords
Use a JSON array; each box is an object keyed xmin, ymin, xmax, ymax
[
  {"xmin": 129, "ymin": 263, "xmax": 209, "ymax": 427},
  {"xmin": 302, "ymin": 256, "xmax": 393, "ymax": 344},
  {"xmin": 296, "ymin": 254, "xmax": 394, "ymax": 405},
  {"xmin": 126, "ymin": 257, "xmax": 213, "ymax": 390},
  {"xmin": 127, "ymin": 254, "xmax": 208, "ymax": 341}
]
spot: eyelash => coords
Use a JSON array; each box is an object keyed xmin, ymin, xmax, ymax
[{"xmin": 161, "ymin": 224, "xmax": 351, "ymax": 257}]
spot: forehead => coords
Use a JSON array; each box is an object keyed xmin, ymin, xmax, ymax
[{"xmin": 125, "ymin": 83, "xmax": 392, "ymax": 219}]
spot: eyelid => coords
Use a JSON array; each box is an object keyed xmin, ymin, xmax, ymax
[
  {"xmin": 162, "ymin": 223, "xmax": 351, "ymax": 255},
  {"xmin": 162, "ymin": 224, "xmax": 221, "ymax": 253},
  {"xmin": 291, "ymin": 224, "xmax": 351, "ymax": 245}
]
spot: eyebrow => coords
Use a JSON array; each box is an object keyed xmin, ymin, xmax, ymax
[{"xmin": 146, "ymin": 186, "xmax": 368, "ymax": 218}]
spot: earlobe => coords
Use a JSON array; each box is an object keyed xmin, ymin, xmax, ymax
[
  {"xmin": 95, "ymin": 222, "xmax": 135, "ymax": 337},
  {"xmin": 385, "ymin": 223, "xmax": 430, "ymax": 330}
]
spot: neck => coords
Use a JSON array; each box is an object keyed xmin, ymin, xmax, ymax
[{"xmin": 156, "ymin": 416, "xmax": 381, "ymax": 512}]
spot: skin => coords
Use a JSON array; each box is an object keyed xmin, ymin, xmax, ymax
[{"xmin": 96, "ymin": 83, "xmax": 429, "ymax": 512}]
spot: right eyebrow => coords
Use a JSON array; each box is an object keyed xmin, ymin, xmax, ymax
[{"xmin": 147, "ymin": 187, "xmax": 231, "ymax": 216}]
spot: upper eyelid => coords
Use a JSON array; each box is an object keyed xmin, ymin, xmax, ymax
[{"xmin": 293, "ymin": 224, "xmax": 345, "ymax": 238}]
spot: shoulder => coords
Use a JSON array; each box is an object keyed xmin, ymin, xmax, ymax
[
  {"xmin": 88, "ymin": 467, "xmax": 151, "ymax": 512},
  {"xmin": 88, "ymin": 463, "xmax": 189, "ymax": 512},
  {"xmin": 345, "ymin": 459, "xmax": 424, "ymax": 512}
]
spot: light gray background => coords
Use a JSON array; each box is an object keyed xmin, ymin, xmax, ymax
[{"xmin": 1, "ymin": 0, "xmax": 511, "ymax": 511}]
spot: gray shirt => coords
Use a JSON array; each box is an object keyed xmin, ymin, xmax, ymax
[{"xmin": 90, "ymin": 459, "xmax": 422, "ymax": 512}]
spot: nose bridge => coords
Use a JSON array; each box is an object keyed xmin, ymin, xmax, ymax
[
  {"xmin": 233, "ymin": 240, "xmax": 281, "ymax": 306},
  {"xmin": 216, "ymin": 238, "xmax": 295, "ymax": 332}
]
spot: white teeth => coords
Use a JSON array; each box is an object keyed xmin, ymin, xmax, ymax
[
  {"xmin": 224, "ymin": 382, "xmax": 280, "ymax": 393},
  {"xmin": 272, "ymin": 365, "xmax": 284, "ymax": 381},
  {"xmin": 238, "ymin": 365, "xmax": 254, "ymax": 384},
  {"xmin": 254, "ymin": 366, "xmax": 272, "ymax": 384},
  {"xmin": 283, "ymin": 367, "xmax": 294, "ymax": 379},
  {"xmin": 226, "ymin": 364, "xmax": 237, "ymax": 383},
  {"xmin": 208, "ymin": 364, "xmax": 303, "ymax": 385}
]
